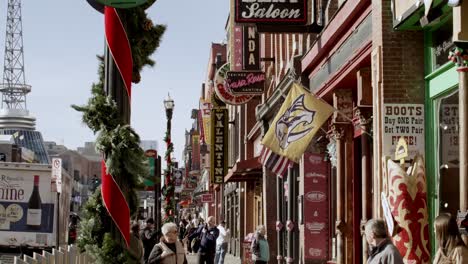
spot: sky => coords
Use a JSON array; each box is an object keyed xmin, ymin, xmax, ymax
[{"xmin": 0, "ymin": 0, "xmax": 229, "ymax": 162}]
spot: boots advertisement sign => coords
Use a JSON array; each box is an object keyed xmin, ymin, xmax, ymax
[
  {"xmin": 303, "ymin": 153, "xmax": 329, "ymax": 260},
  {"xmin": 382, "ymin": 104, "xmax": 425, "ymax": 160},
  {"xmin": 235, "ymin": 0, "xmax": 307, "ymax": 24}
]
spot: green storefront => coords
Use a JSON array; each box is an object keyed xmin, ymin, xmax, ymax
[{"xmin": 392, "ymin": 0, "xmax": 468, "ymax": 253}]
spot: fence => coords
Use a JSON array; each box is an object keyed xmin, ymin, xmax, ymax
[{"xmin": 0, "ymin": 245, "xmax": 92, "ymax": 264}]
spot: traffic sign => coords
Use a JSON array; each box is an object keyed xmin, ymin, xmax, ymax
[{"xmin": 51, "ymin": 158, "xmax": 62, "ymax": 193}]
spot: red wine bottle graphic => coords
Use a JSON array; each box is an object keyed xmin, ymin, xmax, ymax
[{"xmin": 27, "ymin": 175, "xmax": 42, "ymax": 229}]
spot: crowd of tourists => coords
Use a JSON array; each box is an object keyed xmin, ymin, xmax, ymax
[{"xmin": 123, "ymin": 212, "xmax": 467, "ymax": 264}]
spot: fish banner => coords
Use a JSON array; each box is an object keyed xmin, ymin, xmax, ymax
[{"xmin": 261, "ymin": 82, "xmax": 334, "ymax": 162}]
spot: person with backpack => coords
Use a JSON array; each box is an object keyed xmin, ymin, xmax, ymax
[
  {"xmin": 250, "ymin": 225, "xmax": 269, "ymax": 264},
  {"xmin": 188, "ymin": 216, "xmax": 219, "ymax": 264},
  {"xmin": 140, "ymin": 218, "xmax": 160, "ymax": 263}
]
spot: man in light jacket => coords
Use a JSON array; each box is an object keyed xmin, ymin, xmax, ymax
[
  {"xmin": 365, "ymin": 219, "xmax": 404, "ymax": 264},
  {"xmin": 214, "ymin": 221, "xmax": 230, "ymax": 264}
]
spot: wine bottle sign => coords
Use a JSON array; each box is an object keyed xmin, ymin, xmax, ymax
[
  {"xmin": 0, "ymin": 165, "xmax": 56, "ymax": 247},
  {"xmin": 26, "ymin": 175, "xmax": 42, "ymax": 229}
]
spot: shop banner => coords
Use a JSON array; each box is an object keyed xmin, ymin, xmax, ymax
[
  {"xmin": 382, "ymin": 104, "xmax": 424, "ymax": 159},
  {"xmin": 200, "ymin": 99, "xmax": 212, "ymax": 145},
  {"xmin": 192, "ymin": 134, "xmax": 200, "ymax": 171},
  {"xmin": 201, "ymin": 193, "xmax": 213, "ymax": 203},
  {"xmin": 232, "ymin": 25, "xmax": 243, "ymax": 71},
  {"xmin": 185, "ymin": 171, "xmax": 199, "ymax": 191},
  {"xmin": 174, "ymin": 169, "xmax": 183, "ymax": 193},
  {"xmin": 303, "ymin": 153, "xmax": 329, "ymax": 260}
]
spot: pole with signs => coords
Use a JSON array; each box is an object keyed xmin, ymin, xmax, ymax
[{"xmin": 51, "ymin": 158, "xmax": 62, "ymax": 247}]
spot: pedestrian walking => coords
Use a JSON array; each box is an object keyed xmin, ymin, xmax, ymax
[
  {"xmin": 184, "ymin": 217, "xmax": 195, "ymax": 254},
  {"xmin": 433, "ymin": 213, "xmax": 468, "ymax": 264},
  {"xmin": 188, "ymin": 216, "xmax": 219, "ymax": 264},
  {"xmin": 364, "ymin": 219, "xmax": 403, "ymax": 264},
  {"xmin": 250, "ymin": 225, "xmax": 269, "ymax": 264},
  {"xmin": 147, "ymin": 222, "xmax": 187, "ymax": 264},
  {"xmin": 178, "ymin": 218, "xmax": 187, "ymax": 241},
  {"xmin": 141, "ymin": 218, "xmax": 160, "ymax": 263},
  {"xmin": 129, "ymin": 222, "xmax": 144, "ymax": 263},
  {"xmin": 214, "ymin": 220, "xmax": 231, "ymax": 264}
]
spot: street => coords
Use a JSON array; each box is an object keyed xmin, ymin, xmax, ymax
[{"xmin": 186, "ymin": 254, "xmax": 241, "ymax": 264}]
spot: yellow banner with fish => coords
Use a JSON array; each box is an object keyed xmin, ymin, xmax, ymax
[{"xmin": 261, "ymin": 83, "xmax": 334, "ymax": 162}]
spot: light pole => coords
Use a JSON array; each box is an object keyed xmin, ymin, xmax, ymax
[{"xmin": 163, "ymin": 93, "xmax": 175, "ymax": 223}]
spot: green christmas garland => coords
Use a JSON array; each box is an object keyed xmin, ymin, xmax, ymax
[{"xmin": 72, "ymin": 3, "xmax": 166, "ymax": 262}]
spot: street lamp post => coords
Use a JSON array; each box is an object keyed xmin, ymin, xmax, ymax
[{"xmin": 163, "ymin": 94, "xmax": 175, "ymax": 223}]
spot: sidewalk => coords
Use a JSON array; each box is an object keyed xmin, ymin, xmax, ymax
[{"xmin": 186, "ymin": 253, "xmax": 241, "ymax": 264}]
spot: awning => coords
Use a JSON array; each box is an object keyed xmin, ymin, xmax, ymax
[{"xmin": 224, "ymin": 157, "xmax": 262, "ymax": 182}]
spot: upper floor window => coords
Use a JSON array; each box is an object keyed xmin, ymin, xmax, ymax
[{"xmin": 431, "ymin": 18, "xmax": 455, "ymax": 71}]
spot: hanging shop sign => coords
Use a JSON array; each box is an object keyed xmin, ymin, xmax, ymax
[
  {"xmin": 225, "ymin": 71, "xmax": 265, "ymax": 95},
  {"xmin": 200, "ymin": 99, "xmax": 212, "ymax": 145},
  {"xmin": 214, "ymin": 63, "xmax": 255, "ymax": 105},
  {"xmin": 192, "ymin": 133, "xmax": 200, "ymax": 171},
  {"xmin": 174, "ymin": 169, "xmax": 183, "ymax": 193},
  {"xmin": 235, "ymin": 0, "xmax": 307, "ymax": 24},
  {"xmin": 201, "ymin": 193, "xmax": 214, "ymax": 203},
  {"xmin": 210, "ymin": 108, "xmax": 228, "ymax": 184},
  {"xmin": 232, "ymin": 25, "xmax": 244, "ymax": 71},
  {"xmin": 382, "ymin": 104, "xmax": 425, "ymax": 160},
  {"xmin": 243, "ymin": 26, "xmax": 260, "ymax": 70},
  {"xmin": 303, "ymin": 153, "xmax": 329, "ymax": 260}
]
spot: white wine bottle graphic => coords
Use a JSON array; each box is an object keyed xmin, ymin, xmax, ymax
[{"xmin": 27, "ymin": 175, "xmax": 42, "ymax": 229}]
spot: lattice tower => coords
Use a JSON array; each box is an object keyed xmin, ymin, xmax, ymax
[
  {"xmin": 0, "ymin": 0, "xmax": 30, "ymax": 109},
  {"xmin": 0, "ymin": 0, "xmax": 35, "ymax": 130}
]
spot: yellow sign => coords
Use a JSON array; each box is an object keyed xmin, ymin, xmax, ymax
[
  {"xmin": 395, "ymin": 137, "xmax": 409, "ymax": 163},
  {"xmin": 261, "ymin": 83, "xmax": 334, "ymax": 162},
  {"xmin": 200, "ymin": 99, "xmax": 211, "ymax": 145}
]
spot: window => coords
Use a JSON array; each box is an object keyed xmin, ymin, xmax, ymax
[
  {"xmin": 431, "ymin": 18, "xmax": 454, "ymax": 71},
  {"xmin": 437, "ymin": 89, "xmax": 459, "ymax": 216}
]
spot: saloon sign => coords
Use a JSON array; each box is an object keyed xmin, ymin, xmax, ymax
[
  {"xmin": 235, "ymin": 0, "xmax": 308, "ymax": 24},
  {"xmin": 210, "ymin": 108, "xmax": 228, "ymax": 184}
]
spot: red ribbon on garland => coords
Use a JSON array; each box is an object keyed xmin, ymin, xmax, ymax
[
  {"xmin": 105, "ymin": 7, "xmax": 132, "ymax": 100},
  {"xmin": 101, "ymin": 160, "xmax": 130, "ymax": 247},
  {"xmin": 101, "ymin": 6, "xmax": 133, "ymax": 247}
]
